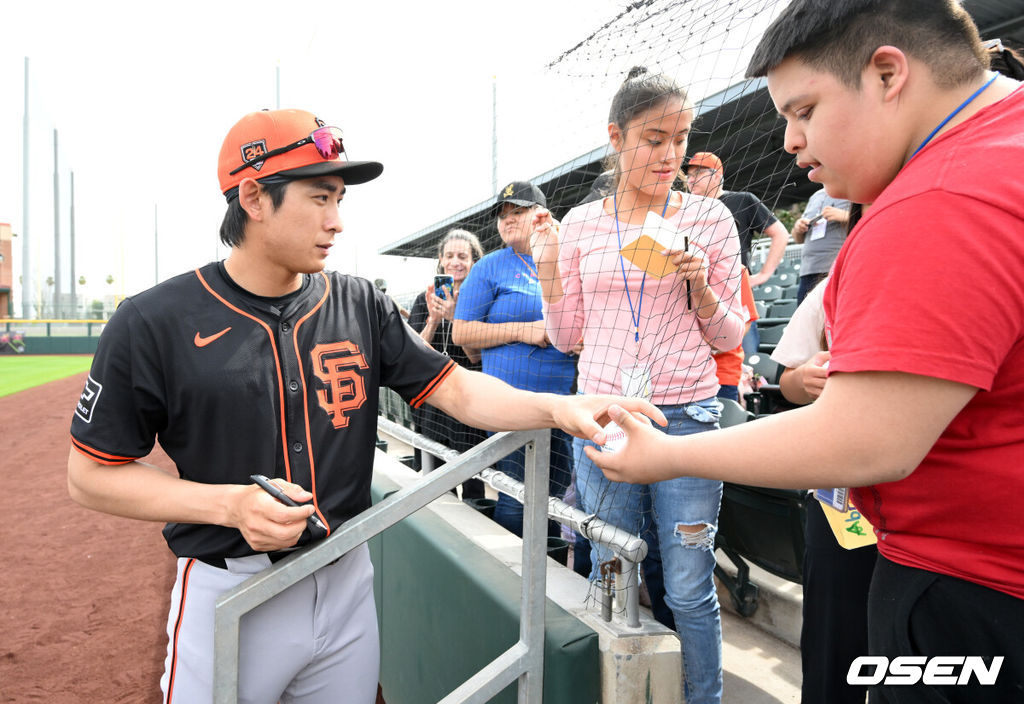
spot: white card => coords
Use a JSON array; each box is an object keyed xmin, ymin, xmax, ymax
[
  {"xmin": 641, "ymin": 211, "xmax": 687, "ymax": 252},
  {"xmin": 809, "ymin": 218, "xmax": 827, "ymax": 241}
]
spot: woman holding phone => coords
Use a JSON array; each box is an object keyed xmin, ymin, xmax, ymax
[
  {"xmin": 408, "ymin": 229, "xmax": 489, "ymax": 498},
  {"xmin": 530, "ymin": 67, "xmax": 744, "ymax": 704},
  {"xmin": 453, "ymin": 181, "xmax": 577, "ymax": 539}
]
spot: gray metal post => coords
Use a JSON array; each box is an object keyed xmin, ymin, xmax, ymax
[
  {"xmin": 53, "ymin": 129, "xmax": 60, "ymax": 317},
  {"xmin": 619, "ymin": 558, "xmax": 641, "ymax": 628},
  {"xmin": 21, "ymin": 58, "xmax": 31, "ymax": 319},
  {"xmin": 69, "ymin": 172, "xmax": 75, "ymax": 310},
  {"xmin": 518, "ymin": 431, "xmax": 549, "ymax": 702}
]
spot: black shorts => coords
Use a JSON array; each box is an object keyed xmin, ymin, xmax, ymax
[{"xmin": 867, "ymin": 555, "xmax": 1024, "ymax": 703}]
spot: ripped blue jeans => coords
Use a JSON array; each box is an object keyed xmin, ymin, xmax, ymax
[{"xmin": 574, "ymin": 397, "xmax": 724, "ymax": 704}]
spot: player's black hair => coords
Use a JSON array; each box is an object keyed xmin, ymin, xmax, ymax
[
  {"xmin": 746, "ymin": 0, "xmax": 988, "ymax": 89},
  {"xmin": 605, "ymin": 66, "xmax": 691, "ymax": 189},
  {"xmin": 435, "ymin": 228, "xmax": 483, "ymax": 274},
  {"xmin": 219, "ymin": 180, "xmax": 291, "ymax": 247}
]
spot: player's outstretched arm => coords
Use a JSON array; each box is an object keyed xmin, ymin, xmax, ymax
[
  {"xmin": 427, "ymin": 366, "xmax": 666, "ymax": 443},
  {"xmin": 586, "ymin": 370, "xmax": 976, "ymax": 488},
  {"xmin": 67, "ymin": 451, "xmax": 314, "ymax": 551}
]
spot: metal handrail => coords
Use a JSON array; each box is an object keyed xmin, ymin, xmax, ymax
[
  {"xmin": 213, "ymin": 429, "xmax": 550, "ymax": 703},
  {"xmin": 377, "ymin": 418, "xmax": 646, "ymax": 627}
]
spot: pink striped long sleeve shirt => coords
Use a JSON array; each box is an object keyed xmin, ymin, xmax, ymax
[{"xmin": 543, "ymin": 193, "xmax": 744, "ymax": 405}]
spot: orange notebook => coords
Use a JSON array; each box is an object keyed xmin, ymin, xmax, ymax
[
  {"xmin": 619, "ymin": 235, "xmax": 679, "ymax": 279},
  {"xmin": 619, "ymin": 211, "xmax": 686, "ymax": 278}
]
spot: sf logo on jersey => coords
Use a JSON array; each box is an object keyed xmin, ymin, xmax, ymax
[{"xmin": 312, "ymin": 341, "xmax": 369, "ymax": 429}]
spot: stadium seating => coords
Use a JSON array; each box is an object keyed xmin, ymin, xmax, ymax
[
  {"xmin": 752, "ymin": 285, "xmax": 782, "ymax": 302},
  {"xmin": 767, "ymin": 300, "xmax": 798, "ymax": 319},
  {"xmin": 719, "ymin": 397, "xmax": 753, "ymax": 427},
  {"xmin": 755, "ymin": 324, "xmax": 787, "ymax": 353},
  {"xmin": 764, "ymin": 271, "xmax": 796, "ymax": 289}
]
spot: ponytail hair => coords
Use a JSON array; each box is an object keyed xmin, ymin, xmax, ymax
[{"xmin": 604, "ymin": 66, "xmax": 690, "ymax": 189}]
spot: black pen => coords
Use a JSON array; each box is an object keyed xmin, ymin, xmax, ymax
[
  {"xmin": 250, "ymin": 474, "xmax": 327, "ymax": 531},
  {"xmin": 684, "ymin": 234, "xmax": 692, "ymax": 310}
]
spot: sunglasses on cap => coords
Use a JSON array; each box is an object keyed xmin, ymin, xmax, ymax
[{"xmin": 229, "ymin": 126, "xmax": 344, "ymax": 176}]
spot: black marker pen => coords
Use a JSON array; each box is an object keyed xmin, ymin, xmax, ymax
[{"xmin": 250, "ymin": 474, "xmax": 327, "ymax": 531}]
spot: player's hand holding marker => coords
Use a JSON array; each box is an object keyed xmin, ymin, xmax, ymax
[{"xmin": 228, "ymin": 477, "xmax": 318, "ymax": 552}]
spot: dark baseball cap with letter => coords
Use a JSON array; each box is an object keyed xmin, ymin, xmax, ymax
[
  {"xmin": 492, "ymin": 181, "xmax": 546, "ymax": 217},
  {"xmin": 218, "ymin": 109, "xmax": 383, "ymax": 201}
]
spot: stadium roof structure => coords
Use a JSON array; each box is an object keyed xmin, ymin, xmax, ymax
[{"xmin": 380, "ymin": 0, "xmax": 1024, "ymax": 258}]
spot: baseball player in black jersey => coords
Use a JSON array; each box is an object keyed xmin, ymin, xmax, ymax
[{"xmin": 67, "ymin": 108, "xmax": 664, "ymax": 704}]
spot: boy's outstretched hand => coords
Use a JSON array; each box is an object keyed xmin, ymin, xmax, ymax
[
  {"xmin": 582, "ymin": 403, "xmax": 675, "ymax": 484},
  {"xmin": 551, "ymin": 395, "xmax": 666, "ymax": 447}
]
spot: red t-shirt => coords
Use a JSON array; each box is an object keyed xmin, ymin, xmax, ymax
[
  {"xmin": 714, "ymin": 267, "xmax": 758, "ymax": 385},
  {"xmin": 825, "ymin": 86, "xmax": 1024, "ymax": 600}
]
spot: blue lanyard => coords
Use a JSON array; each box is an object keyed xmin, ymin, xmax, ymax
[
  {"xmin": 909, "ymin": 72, "xmax": 998, "ymax": 161},
  {"xmin": 613, "ymin": 190, "xmax": 673, "ymax": 343}
]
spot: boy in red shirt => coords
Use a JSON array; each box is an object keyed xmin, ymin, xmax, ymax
[{"xmin": 588, "ymin": 1, "xmax": 1024, "ymax": 700}]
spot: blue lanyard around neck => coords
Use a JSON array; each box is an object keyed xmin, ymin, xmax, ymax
[
  {"xmin": 909, "ymin": 72, "xmax": 998, "ymax": 161},
  {"xmin": 613, "ymin": 190, "xmax": 673, "ymax": 343}
]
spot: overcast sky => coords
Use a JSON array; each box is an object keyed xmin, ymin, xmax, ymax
[{"xmin": 1, "ymin": 0, "xmax": 785, "ymax": 310}]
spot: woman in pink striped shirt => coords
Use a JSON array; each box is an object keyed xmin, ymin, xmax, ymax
[{"xmin": 531, "ymin": 67, "xmax": 743, "ymax": 704}]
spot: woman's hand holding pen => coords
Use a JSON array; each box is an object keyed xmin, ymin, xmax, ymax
[
  {"xmin": 227, "ymin": 478, "xmax": 315, "ymax": 552},
  {"xmin": 529, "ymin": 207, "xmax": 567, "ymax": 304},
  {"xmin": 529, "ymin": 208, "xmax": 560, "ymax": 265},
  {"xmin": 664, "ymin": 247, "xmax": 717, "ymax": 315}
]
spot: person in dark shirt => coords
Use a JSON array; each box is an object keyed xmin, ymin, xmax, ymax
[{"xmin": 684, "ymin": 151, "xmax": 790, "ymax": 356}]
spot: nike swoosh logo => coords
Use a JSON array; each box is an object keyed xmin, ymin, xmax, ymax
[{"xmin": 194, "ymin": 327, "xmax": 232, "ymax": 347}]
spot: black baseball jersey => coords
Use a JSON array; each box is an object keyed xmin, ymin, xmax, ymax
[{"xmin": 71, "ymin": 261, "xmax": 454, "ymax": 562}]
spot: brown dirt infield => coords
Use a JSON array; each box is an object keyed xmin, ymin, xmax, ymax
[{"xmin": 0, "ymin": 371, "xmax": 175, "ymax": 703}]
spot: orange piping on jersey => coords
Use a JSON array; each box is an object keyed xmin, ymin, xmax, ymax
[
  {"xmin": 166, "ymin": 558, "xmax": 195, "ymax": 703},
  {"xmin": 194, "ymin": 268, "xmax": 293, "ymax": 482},
  {"xmin": 410, "ymin": 359, "xmax": 457, "ymax": 408},
  {"xmin": 70, "ymin": 436, "xmax": 138, "ymax": 465},
  {"xmin": 292, "ymin": 272, "xmax": 331, "ymax": 535}
]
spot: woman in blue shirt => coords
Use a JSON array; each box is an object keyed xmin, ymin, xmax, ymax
[{"xmin": 453, "ymin": 181, "xmax": 577, "ymax": 538}]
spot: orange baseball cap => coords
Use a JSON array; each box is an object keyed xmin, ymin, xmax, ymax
[
  {"xmin": 218, "ymin": 109, "xmax": 383, "ymax": 199},
  {"xmin": 686, "ymin": 151, "xmax": 724, "ymax": 173}
]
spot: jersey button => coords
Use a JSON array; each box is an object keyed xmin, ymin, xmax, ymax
[
  {"xmin": 281, "ymin": 322, "xmax": 292, "ymax": 333},
  {"xmin": 289, "ymin": 381, "xmax": 299, "ymax": 392},
  {"xmin": 292, "ymin": 441, "xmax": 303, "ymax": 453}
]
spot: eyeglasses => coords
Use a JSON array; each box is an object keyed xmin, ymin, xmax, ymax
[
  {"xmin": 686, "ymin": 167, "xmax": 717, "ymax": 179},
  {"xmin": 229, "ymin": 126, "xmax": 345, "ymax": 176},
  {"xmin": 497, "ymin": 205, "xmax": 533, "ymax": 220}
]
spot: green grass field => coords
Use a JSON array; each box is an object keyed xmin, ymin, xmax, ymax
[{"xmin": 0, "ymin": 355, "xmax": 93, "ymax": 398}]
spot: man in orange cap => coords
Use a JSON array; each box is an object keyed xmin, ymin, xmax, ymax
[
  {"xmin": 66, "ymin": 109, "xmax": 663, "ymax": 703},
  {"xmin": 684, "ymin": 151, "xmax": 790, "ymax": 288},
  {"xmin": 685, "ymin": 151, "xmax": 790, "ymax": 357}
]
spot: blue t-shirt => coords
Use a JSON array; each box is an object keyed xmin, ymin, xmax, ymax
[{"xmin": 455, "ymin": 247, "xmax": 575, "ymax": 394}]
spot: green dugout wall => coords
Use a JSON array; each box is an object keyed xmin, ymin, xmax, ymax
[{"xmin": 369, "ymin": 479, "xmax": 600, "ymax": 703}]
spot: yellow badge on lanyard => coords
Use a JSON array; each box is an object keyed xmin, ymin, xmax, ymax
[{"xmin": 820, "ymin": 502, "xmax": 878, "ymax": 550}]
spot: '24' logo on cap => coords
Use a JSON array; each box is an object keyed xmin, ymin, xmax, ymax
[{"xmin": 240, "ymin": 140, "xmax": 268, "ymax": 171}]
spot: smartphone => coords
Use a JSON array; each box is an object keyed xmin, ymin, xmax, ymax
[{"xmin": 434, "ymin": 274, "xmax": 454, "ymax": 300}]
